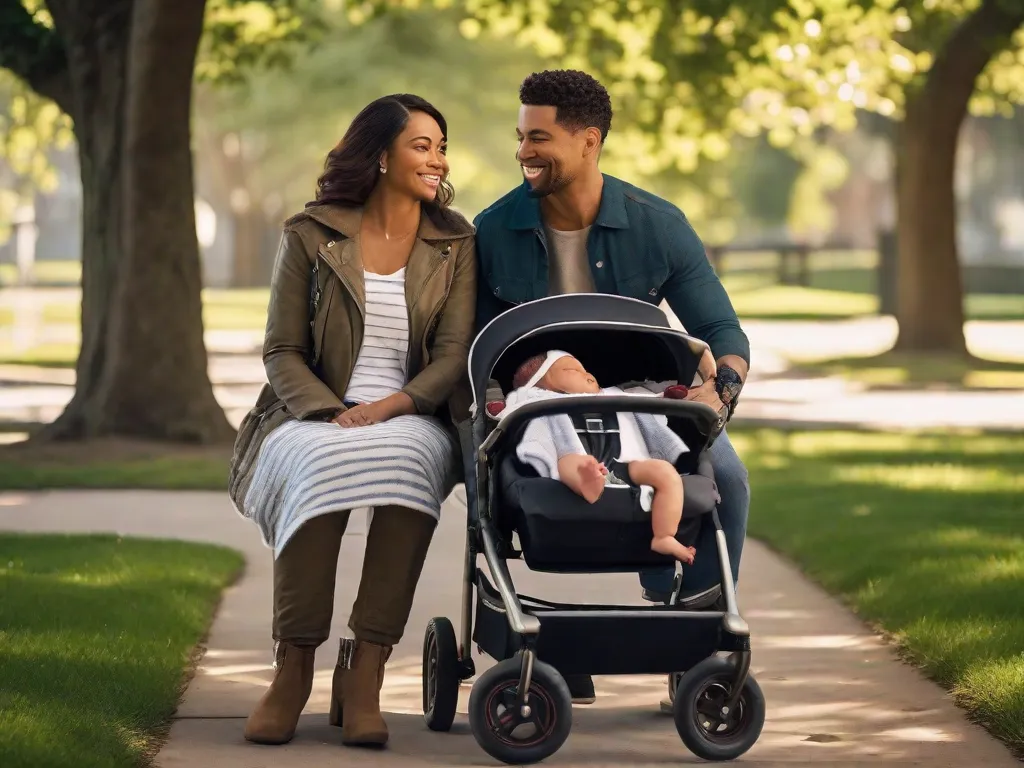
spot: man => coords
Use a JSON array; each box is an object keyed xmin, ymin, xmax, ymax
[{"xmin": 472, "ymin": 69, "xmax": 751, "ymax": 706}]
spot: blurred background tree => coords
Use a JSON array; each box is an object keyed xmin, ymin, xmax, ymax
[
  {"xmin": 0, "ymin": 71, "xmax": 72, "ymax": 245},
  {"xmin": 0, "ymin": 0, "xmax": 322, "ymax": 443},
  {"xmin": 194, "ymin": 2, "xmax": 544, "ymax": 285},
  {"xmin": 387, "ymin": 0, "xmax": 1024, "ymax": 354}
]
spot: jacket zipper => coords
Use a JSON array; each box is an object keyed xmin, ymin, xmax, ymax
[
  {"xmin": 315, "ymin": 246, "xmax": 362, "ymax": 394},
  {"xmin": 407, "ymin": 253, "xmax": 449, "ymax": 371}
]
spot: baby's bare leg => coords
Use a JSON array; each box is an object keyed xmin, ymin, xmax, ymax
[
  {"xmin": 557, "ymin": 454, "xmax": 608, "ymax": 504},
  {"xmin": 627, "ymin": 459, "xmax": 695, "ymax": 564}
]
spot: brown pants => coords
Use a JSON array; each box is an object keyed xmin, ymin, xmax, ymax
[{"xmin": 272, "ymin": 505, "xmax": 437, "ymax": 648}]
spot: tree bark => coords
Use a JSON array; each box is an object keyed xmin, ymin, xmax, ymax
[
  {"xmin": 23, "ymin": 0, "xmax": 234, "ymax": 443},
  {"xmin": 894, "ymin": 0, "xmax": 1024, "ymax": 353},
  {"xmin": 36, "ymin": 0, "xmax": 133, "ymax": 440},
  {"xmin": 93, "ymin": 0, "xmax": 233, "ymax": 442}
]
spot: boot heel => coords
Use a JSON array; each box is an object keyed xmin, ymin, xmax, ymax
[
  {"xmin": 329, "ymin": 637, "xmax": 355, "ymax": 728},
  {"xmin": 329, "ymin": 695, "xmax": 343, "ymax": 727}
]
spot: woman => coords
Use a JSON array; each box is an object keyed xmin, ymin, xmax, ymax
[{"xmin": 227, "ymin": 94, "xmax": 476, "ymax": 749}]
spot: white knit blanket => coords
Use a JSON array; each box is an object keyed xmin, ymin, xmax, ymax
[{"xmin": 501, "ymin": 385, "xmax": 689, "ymax": 481}]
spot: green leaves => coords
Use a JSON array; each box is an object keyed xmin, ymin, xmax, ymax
[
  {"xmin": 0, "ymin": 70, "xmax": 73, "ymax": 241},
  {"xmin": 197, "ymin": 0, "xmax": 328, "ymax": 84},
  {"xmin": 405, "ymin": 0, "xmax": 1024, "ymax": 175}
]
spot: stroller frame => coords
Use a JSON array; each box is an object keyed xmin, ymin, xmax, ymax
[{"xmin": 420, "ymin": 295, "xmax": 764, "ymax": 764}]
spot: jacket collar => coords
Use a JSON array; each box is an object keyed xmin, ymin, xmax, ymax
[
  {"xmin": 302, "ymin": 203, "xmax": 474, "ymax": 243},
  {"xmin": 307, "ymin": 203, "xmax": 466, "ymax": 314},
  {"xmin": 507, "ymin": 173, "xmax": 630, "ymax": 231}
]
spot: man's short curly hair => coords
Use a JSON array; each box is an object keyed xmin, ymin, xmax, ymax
[{"xmin": 520, "ymin": 69, "xmax": 613, "ymax": 142}]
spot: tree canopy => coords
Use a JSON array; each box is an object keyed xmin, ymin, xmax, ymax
[
  {"xmin": 394, "ymin": 0, "xmax": 1024, "ymax": 169},
  {"xmin": 0, "ymin": 0, "xmax": 322, "ymax": 234}
]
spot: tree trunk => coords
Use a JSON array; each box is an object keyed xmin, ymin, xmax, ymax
[
  {"xmin": 894, "ymin": 0, "xmax": 1024, "ymax": 353},
  {"xmin": 232, "ymin": 204, "xmax": 275, "ymax": 287},
  {"xmin": 37, "ymin": 0, "xmax": 234, "ymax": 443},
  {"xmin": 36, "ymin": 0, "xmax": 133, "ymax": 440},
  {"xmin": 95, "ymin": 0, "xmax": 233, "ymax": 443},
  {"xmin": 894, "ymin": 94, "xmax": 968, "ymax": 352}
]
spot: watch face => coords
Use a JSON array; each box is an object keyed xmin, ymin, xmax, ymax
[{"xmin": 716, "ymin": 367, "xmax": 743, "ymax": 405}]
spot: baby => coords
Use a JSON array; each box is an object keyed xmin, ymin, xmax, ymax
[{"xmin": 511, "ymin": 351, "xmax": 696, "ymax": 564}]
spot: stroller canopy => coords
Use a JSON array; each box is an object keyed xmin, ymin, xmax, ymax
[{"xmin": 468, "ymin": 294, "xmax": 710, "ymax": 408}]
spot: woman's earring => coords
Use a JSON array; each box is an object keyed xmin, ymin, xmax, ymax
[{"xmin": 379, "ymin": 165, "xmax": 387, "ymax": 174}]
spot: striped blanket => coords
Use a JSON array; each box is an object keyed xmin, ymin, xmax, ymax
[{"xmin": 241, "ymin": 416, "xmax": 458, "ymax": 558}]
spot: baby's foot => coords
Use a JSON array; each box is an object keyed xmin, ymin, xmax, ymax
[
  {"xmin": 651, "ymin": 535, "xmax": 696, "ymax": 564},
  {"xmin": 576, "ymin": 456, "xmax": 607, "ymax": 504}
]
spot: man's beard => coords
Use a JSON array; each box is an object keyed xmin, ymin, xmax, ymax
[{"xmin": 526, "ymin": 166, "xmax": 574, "ymax": 198}]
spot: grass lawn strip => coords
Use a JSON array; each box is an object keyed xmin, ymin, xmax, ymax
[
  {"xmin": 0, "ymin": 439, "xmax": 231, "ymax": 491},
  {"xmin": 0, "ymin": 533, "xmax": 244, "ymax": 768},
  {"xmin": 733, "ymin": 428, "xmax": 1024, "ymax": 756}
]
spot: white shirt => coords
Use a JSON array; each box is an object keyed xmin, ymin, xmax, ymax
[{"xmin": 343, "ymin": 268, "xmax": 409, "ymax": 404}]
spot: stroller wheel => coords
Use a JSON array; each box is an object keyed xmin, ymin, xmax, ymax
[
  {"xmin": 469, "ymin": 656, "xmax": 572, "ymax": 765},
  {"xmin": 667, "ymin": 671, "xmax": 685, "ymax": 704},
  {"xmin": 673, "ymin": 657, "xmax": 765, "ymax": 761},
  {"xmin": 422, "ymin": 617, "xmax": 461, "ymax": 732}
]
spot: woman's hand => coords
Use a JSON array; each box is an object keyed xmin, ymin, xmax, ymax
[{"xmin": 334, "ymin": 393, "xmax": 416, "ymax": 428}]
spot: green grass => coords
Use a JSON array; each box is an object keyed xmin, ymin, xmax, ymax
[
  {"xmin": 0, "ymin": 533, "xmax": 244, "ymax": 768},
  {"xmin": 790, "ymin": 351, "xmax": 1024, "ymax": 389},
  {"xmin": 0, "ymin": 440, "xmax": 231, "ymax": 491},
  {"xmin": 38, "ymin": 288, "xmax": 270, "ymax": 330},
  {"xmin": 0, "ymin": 343, "xmax": 81, "ymax": 369},
  {"xmin": 720, "ymin": 272, "xmax": 1024, "ymax": 321},
  {"xmin": 731, "ymin": 427, "xmax": 1024, "ymax": 755},
  {"xmin": 727, "ymin": 283, "xmax": 878, "ymax": 319},
  {"xmin": 0, "ymin": 261, "xmax": 81, "ymax": 286},
  {"xmin": 0, "ymin": 289, "xmax": 270, "ymax": 368}
]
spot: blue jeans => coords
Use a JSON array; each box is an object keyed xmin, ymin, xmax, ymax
[{"xmin": 638, "ymin": 429, "xmax": 750, "ymax": 596}]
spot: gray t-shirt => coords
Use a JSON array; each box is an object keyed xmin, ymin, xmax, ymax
[{"xmin": 545, "ymin": 225, "xmax": 595, "ymax": 295}]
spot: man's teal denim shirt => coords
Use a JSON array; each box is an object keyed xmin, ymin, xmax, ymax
[{"xmin": 472, "ymin": 174, "xmax": 750, "ymax": 364}]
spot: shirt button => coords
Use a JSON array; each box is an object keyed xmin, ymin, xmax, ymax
[
  {"xmin": 595, "ymin": 261, "xmax": 604, "ymax": 268},
  {"xmin": 649, "ymin": 288, "xmax": 658, "ymax": 296},
  {"xmin": 494, "ymin": 287, "xmax": 501, "ymax": 296}
]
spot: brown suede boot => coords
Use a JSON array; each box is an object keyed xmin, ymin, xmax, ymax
[
  {"xmin": 339, "ymin": 640, "xmax": 391, "ymax": 747},
  {"xmin": 327, "ymin": 637, "xmax": 355, "ymax": 727},
  {"xmin": 244, "ymin": 642, "xmax": 315, "ymax": 744}
]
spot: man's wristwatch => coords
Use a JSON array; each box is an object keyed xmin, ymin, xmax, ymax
[{"xmin": 714, "ymin": 364, "xmax": 744, "ymax": 418}]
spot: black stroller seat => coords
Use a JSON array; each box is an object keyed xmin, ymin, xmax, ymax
[{"xmin": 497, "ymin": 409, "xmax": 721, "ymax": 572}]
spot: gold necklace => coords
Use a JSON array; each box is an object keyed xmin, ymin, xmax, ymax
[{"xmin": 380, "ymin": 223, "xmax": 418, "ymax": 241}]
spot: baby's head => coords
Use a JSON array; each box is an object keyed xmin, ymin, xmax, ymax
[{"xmin": 513, "ymin": 351, "xmax": 600, "ymax": 395}]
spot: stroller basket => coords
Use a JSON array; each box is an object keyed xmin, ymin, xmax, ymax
[{"xmin": 471, "ymin": 566, "xmax": 747, "ymax": 677}]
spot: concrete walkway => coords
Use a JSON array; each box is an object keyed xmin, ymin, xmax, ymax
[{"xmin": 1, "ymin": 488, "xmax": 1018, "ymax": 767}]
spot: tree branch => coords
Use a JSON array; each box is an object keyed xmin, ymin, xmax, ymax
[
  {"xmin": 0, "ymin": 0, "xmax": 72, "ymax": 111},
  {"xmin": 920, "ymin": 0, "xmax": 1024, "ymax": 131}
]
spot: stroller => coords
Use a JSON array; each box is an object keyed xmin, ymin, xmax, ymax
[{"xmin": 419, "ymin": 294, "xmax": 765, "ymax": 764}]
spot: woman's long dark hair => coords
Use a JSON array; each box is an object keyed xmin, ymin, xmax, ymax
[{"xmin": 308, "ymin": 94, "xmax": 458, "ymax": 229}]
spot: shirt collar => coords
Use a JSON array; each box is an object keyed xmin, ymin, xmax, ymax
[{"xmin": 507, "ymin": 174, "xmax": 629, "ymax": 231}]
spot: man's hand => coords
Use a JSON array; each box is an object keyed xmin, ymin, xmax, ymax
[
  {"xmin": 685, "ymin": 377, "xmax": 726, "ymax": 415},
  {"xmin": 334, "ymin": 393, "xmax": 415, "ymax": 428}
]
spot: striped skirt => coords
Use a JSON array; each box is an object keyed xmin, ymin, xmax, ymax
[{"xmin": 241, "ymin": 416, "xmax": 459, "ymax": 558}]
